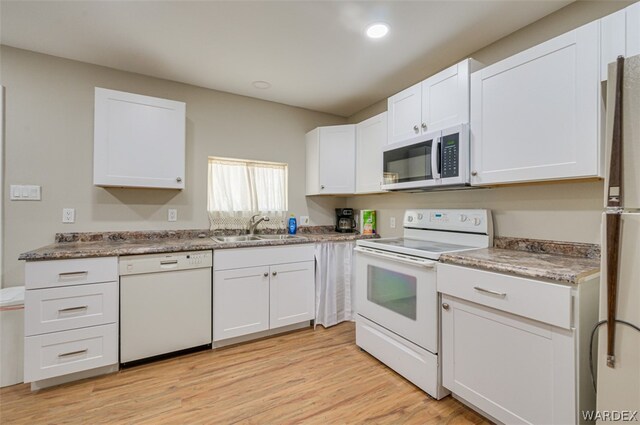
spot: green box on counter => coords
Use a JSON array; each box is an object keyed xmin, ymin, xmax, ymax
[{"xmin": 360, "ymin": 210, "xmax": 376, "ymax": 235}]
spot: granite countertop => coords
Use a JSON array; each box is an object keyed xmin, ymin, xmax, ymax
[
  {"xmin": 19, "ymin": 227, "xmax": 378, "ymax": 261},
  {"xmin": 439, "ymin": 237, "xmax": 601, "ymax": 285}
]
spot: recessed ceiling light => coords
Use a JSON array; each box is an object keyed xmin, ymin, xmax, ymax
[
  {"xmin": 252, "ymin": 80, "xmax": 272, "ymax": 89},
  {"xmin": 365, "ymin": 23, "xmax": 389, "ymax": 39}
]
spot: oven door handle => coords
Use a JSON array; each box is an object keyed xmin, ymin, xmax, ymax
[{"xmin": 354, "ymin": 247, "xmax": 436, "ymax": 269}]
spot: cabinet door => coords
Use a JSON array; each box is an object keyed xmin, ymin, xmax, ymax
[
  {"xmin": 318, "ymin": 125, "xmax": 356, "ymax": 194},
  {"xmin": 213, "ymin": 266, "xmax": 269, "ymax": 341},
  {"xmin": 441, "ymin": 296, "xmax": 576, "ymax": 425},
  {"xmin": 628, "ymin": 2, "xmax": 640, "ymax": 58},
  {"xmin": 422, "ymin": 61, "xmax": 469, "ymax": 134},
  {"xmin": 269, "ymin": 261, "xmax": 315, "ymax": 329},
  {"xmin": 94, "ymin": 88, "xmax": 186, "ymax": 189},
  {"xmin": 356, "ymin": 112, "xmax": 387, "ymax": 194},
  {"xmin": 600, "ymin": 10, "xmax": 626, "ymax": 81},
  {"xmin": 470, "ymin": 21, "xmax": 601, "ymax": 186},
  {"xmin": 387, "ymin": 83, "xmax": 422, "ymax": 144}
]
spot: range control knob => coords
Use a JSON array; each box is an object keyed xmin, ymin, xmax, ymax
[
  {"xmin": 407, "ymin": 216, "xmax": 414, "ymax": 223},
  {"xmin": 473, "ymin": 217, "xmax": 482, "ymax": 226},
  {"xmin": 459, "ymin": 214, "xmax": 468, "ymax": 222},
  {"xmin": 417, "ymin": 213, "xmax": 424, "ymax": 220}
]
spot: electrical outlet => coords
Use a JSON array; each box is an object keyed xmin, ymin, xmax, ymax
[
  {"xmin": 390, "ymin": 216, "xmax": 396, "ymax": 229},
  {"xmin": 62, "ymin": 208, "xmax": 75, "ymax": 223},
  {"xmin": 300, "ymin": 216, "xmax": 310, "ymax": 226},
  {"xmin": 168, "ymin": 209, "xmax": 177, "ymax": 222}
]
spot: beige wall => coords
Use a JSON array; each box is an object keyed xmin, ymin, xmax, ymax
[
  {"xmin": 1, "ymin": 46, "xmax": 346, "ymax": 285},
  {"xmin": 346, "ymin": 0, "xmax": 630, "ymax": 242}
]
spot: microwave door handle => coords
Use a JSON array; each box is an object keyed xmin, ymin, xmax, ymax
[{"xmin": 432, "ymin": 138, "xmax": 441, "ymax": 180}]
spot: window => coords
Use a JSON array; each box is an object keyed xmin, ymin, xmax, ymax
[{"xmin": 207, "ymin": 157, "xmax": 288, "ymax": 223}]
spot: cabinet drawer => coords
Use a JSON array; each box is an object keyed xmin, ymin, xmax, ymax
[
  {"xmin": 437, "ymin": 264, "xmax": 572, "ymax": 329},
  {"xmin": 214, "ymin": 244, "xmax": 315, "ymax": 271},
  {"xmin": 25, "ymin": 282, "xmax": 118, "ymax": 336},
  {"xmin": 25, "ymin": 257, "xmax": 118, "ymax": 290},
  {"xmin": 24, "ymin": 323, "xmax": 118, "ymax": 382}
]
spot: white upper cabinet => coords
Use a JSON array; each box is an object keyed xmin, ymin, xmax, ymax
[
  {"xmin": 387, "ymin": 83, "xmax": 422, "ymax": 144},
  {"xmin": 600, "ymin": 3, "xmax": 640, "ymax": 81},
  {"xmin": 93, "ymin": 88, "xmax": 186, "ymax": 189},
  {"xmin": 470, "ymin": 21, "xmax": 601, "ymax": 186},
  {"xmin": 356, "ymin": 112, "xmax": 387, "ymax": 194},
  {"xmin": 305, "ymin": 124, "xmax": 356, "ymax": 195},
  {"xmin": 387, "ymin": 59, "xmax": 480, "ymax": 145}
]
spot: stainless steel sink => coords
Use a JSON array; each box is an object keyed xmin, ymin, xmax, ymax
[
  {"xmin": 256, "ymin": 234, "xmax": 306, "ymax": 240},
  {"xmin": 212, "ymin": 235, "xmax": 262, "ymax": 243}
]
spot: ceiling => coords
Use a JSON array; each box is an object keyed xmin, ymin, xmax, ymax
[{"xmin": 1, "ymin": 1, "xmax": 573, "ymax": 117}]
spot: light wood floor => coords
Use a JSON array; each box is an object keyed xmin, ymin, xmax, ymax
[{"xmin": 0, "ymin": 322, "xmax": 491, "ymax": 424}]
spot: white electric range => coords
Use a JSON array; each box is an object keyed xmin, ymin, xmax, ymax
[{"xmin": 354, "ymin": 209, "xmax": 492, "ymax": 399}]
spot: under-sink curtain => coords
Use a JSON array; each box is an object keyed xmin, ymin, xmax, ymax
[{"xmin": 314, "ymin": 241, "xmax": 357, "ymax": 328}]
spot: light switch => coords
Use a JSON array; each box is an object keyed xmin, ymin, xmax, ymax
[{"xmin": 10, "ymin": 185, "xmax": 41, "ymax": 201}]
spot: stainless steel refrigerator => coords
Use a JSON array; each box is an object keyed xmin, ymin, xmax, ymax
[{"xmin": 596, "ymin": 54, "xmax": 640, "ymax": 417}]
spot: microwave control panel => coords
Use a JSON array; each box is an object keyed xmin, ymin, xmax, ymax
[{"xmin": 441, "ymin": 133, "xmax": 459, "ymax": 178}]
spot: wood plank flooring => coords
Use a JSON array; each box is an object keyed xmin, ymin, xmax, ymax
[{"xmin": 0, "ymin": 322, "xmax": 491, "ymax": 424}]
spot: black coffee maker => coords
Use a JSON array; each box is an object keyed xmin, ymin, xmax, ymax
[{"xmin": 335, "ymin": 208, "xmax": 357, "ymax": 233}]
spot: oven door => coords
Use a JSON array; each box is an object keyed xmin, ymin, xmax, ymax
[
  {"xmin": 381, "ymin": 132, "xmax": 440, "ymax": 191},
  {"xmin": 354, "ymin": 246, "xmax": 438, "ymax": 353}
]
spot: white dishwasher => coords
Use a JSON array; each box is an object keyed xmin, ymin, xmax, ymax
[{"xmin": 119, "ymin": 251, "xmax": 212, "ymax": 365}]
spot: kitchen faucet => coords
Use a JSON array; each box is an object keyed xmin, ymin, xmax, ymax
[{"xmin": 248, "ymin": 214, "xmax": 270, "ymax": 235}]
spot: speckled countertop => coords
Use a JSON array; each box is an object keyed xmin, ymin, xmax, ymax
[
  {"xmin": 439, "ymin": 237, "xmax": 600, "ymax": 285},
  {"xmin": 19, "ymin": 226, "xmax": 378, "ymax": 261}
]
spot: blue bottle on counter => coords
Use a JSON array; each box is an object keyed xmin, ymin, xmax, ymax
[{"xmin": 288, "ymin": 214, "xmax": 297, "ymax": 235}]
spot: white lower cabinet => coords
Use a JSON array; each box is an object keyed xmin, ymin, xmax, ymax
[
  {"xmin": 438, "ymin": 263, "xmax": 599, "ymax": 425},
  {"xmin": 24, "ymin": 257, "xmax": 119, "ymax": 386},
  {"xmin": 213, "ymin": 245, "xmax": 315, "ymax": 342},
  {"xmin": 214, "ymin": 266, "xmax": 271, "ymax": 340}
]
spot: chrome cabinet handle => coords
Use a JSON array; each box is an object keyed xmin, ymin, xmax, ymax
[
  {"xmin": 58, "ymin": 349, "xmax": 88, "ymax": 358},
  {"xmin": 272, "ymin": 271, "xmax": 277, "ymax": 276},
  {"xmin": 442, "ymin": 303, "xmax": 450, "ymax": 311},
  {"xmin": 58, "ymin": 306, "xmax": 88, "ymax": 313},
  {"xmin": 471, "ymin": 171, "xmax": 478, "ymax": 176},
  {"xmin": 263, "ymin": 272, "xmax": 268, "ymax": 277},
  {"xmin": 413, "ymin": 125, "xmax": 419, "ymax": 132},
  {"xmin": 320, "ymin": 185, "xmax": 325, "ymax": 190},
  {"xmin": 176, "ymin": 177, "xmax": 182, "ymax": 183},
  {"xmin": 421, "ymin": 123, "xmax": 427, "ymax": 129},
  {"xmin": 474, "ymin": 286, "xmax": 507, "ymax": 297}
]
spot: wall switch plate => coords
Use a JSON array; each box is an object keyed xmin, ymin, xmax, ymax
[
  {"xmin": 300, "ymin": 216, "xmax": 310, "ymax": 226},
  {"xmin": 168, "ymin": 209, "xmax": 177, "ymax": 222},
  {"xmin": 390, "ymin": 217, "xmax": 396, "ymax": 229},
  {"xmin": 62, "ymin": 208, "xmax": 75, "ymax": 223},
  {"xmin": 10, "ymin": 185, "xmax": 41, "ymax": 201}
]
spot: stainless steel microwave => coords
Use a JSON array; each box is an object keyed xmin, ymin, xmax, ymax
[{"xmin": 381, "ymin": 124, "xmax": 469, "ymax": 191}]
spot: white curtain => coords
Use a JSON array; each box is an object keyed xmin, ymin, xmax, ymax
[
  {"xmin": 207, "ymin": 157, "xmax": 288, "ymax": 230},
  {"xmin": 314, "ymin": 241, "xmax": 357, "ymax": 328}
]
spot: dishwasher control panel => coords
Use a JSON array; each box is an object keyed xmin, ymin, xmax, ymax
[{"xmin": 119, "ymin": 251, "xmax": 213, "ymax": 276}]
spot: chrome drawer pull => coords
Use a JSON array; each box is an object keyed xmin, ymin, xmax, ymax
[
  {"xmin": 58, "ymin": 349, "xmax": 88, "ymax": 358},
  {"xmin": 160, "ymin": 260, "xmax": 179, "ymax": 265},
  {"xmin": 58, "ymin": 306, "xmax": 88, "ymax": 313},
  {"xmin": 474, "ymin": 286, "xmax": 507, "ymax": 297},
  {"xmin": 58, "ymin": 271, "xmax": 88, "ymax": 278}
]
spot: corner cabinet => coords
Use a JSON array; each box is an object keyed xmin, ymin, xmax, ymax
[
  {"xmin": 470, "ymin": 21, "xmax": 602, "ymax": 186},
  {"xmin": 387, "ymin": 59, "xmax": 481, "ymax": 144},
  {"xmin": 93, "ymin": 88, "xmax": 186, "ymax": 189},
  {"xmin": 213, "ymin": 245, "xmax": 315, "ymax": 342},
  {"xmin": 305, "ymin": 125, "xmax": 356, "ymax": 195},
  {"xmin": 355, "ymin": 112, "xmax": 387, "ymax": 194},
  {"xmin": 438, "ymin": 263, "xmax": 599, "ymax": 425},
  {"xmin": 600, "ymin": 2, "xmax": 640, "ymax": 81}
]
